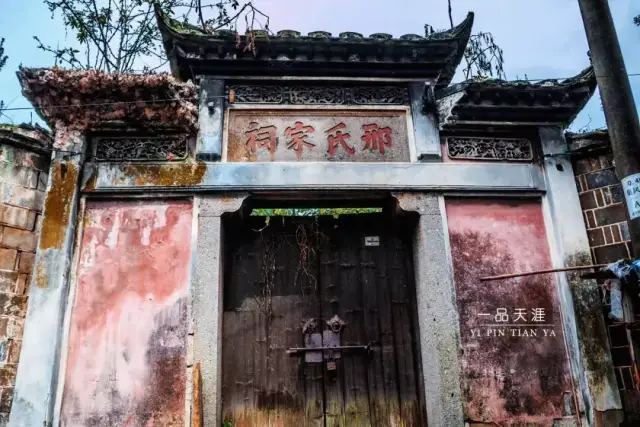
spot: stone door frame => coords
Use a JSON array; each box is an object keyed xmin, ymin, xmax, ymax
[{"xmin": 192, "ymin": 191, "xmax": 465, "ymax": 427}]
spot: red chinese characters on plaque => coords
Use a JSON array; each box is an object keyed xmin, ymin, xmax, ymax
[
  {"xmin": 245, "ymin": 123, "xmax": 391, "ymax": 157},
  {"xmin": 284, "ymin": 121, "xmax": 315, "ymax": 158},
  {"xmin": 326, "ymin": 123, "xmax": 355, "ymax": 156},
  {"xmin": 244, "ymin": 122, "xmax": 277, "ymax": 153},
  {"xmin": 228, "ymin": 110, "xmax": 409, "ymax": 162},
  {"xmin": 361, "ymin": 123, "xmax": 392, "ymax": 155}
]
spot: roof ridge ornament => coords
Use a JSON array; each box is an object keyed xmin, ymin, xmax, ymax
[
  {"xmin": 277, "ymin": 30, "xmax": 301, "ymax": 38},
  {"xmin": 399, "ymin": 34, "xmax": 424, "ymax": 41},
  {"xmin": 339, "ymin": 32, "xmax": 364, "ymax": 40},
  {"xmin": 369, "ymin": 33, "xmax": 392, "ymax": 40},
  {"xmin": 308, "ymin": 31, "xmax": 332, "ymax": 39},
  {"xmin": 427, "ymin": 12, "xmax": 474, "ymax": 40}
]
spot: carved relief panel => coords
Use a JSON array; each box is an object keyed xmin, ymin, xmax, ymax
[
  {"xmin": 228, "ymin": 85, "xmax": 410, "ymax": 106},
  {"xmin": 446, "ymin": 137, "xmax": 533, "ymax": 161},
  {"xmin": 92, "ymin": 135, "xmax": 189, "ymax": 161}
]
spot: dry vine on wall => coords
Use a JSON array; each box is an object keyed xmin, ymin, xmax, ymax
[{"xmin": 254, "ymin": 217, "xmax": 327, "ymax": 319}]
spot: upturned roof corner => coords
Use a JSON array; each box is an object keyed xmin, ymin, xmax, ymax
[
  {"xmin": 16, "ymin": 67, "xmax": 199, "ymax": 133},
  {"xmin": 0, "ymin": 123, "xmax": 53, "ymax": 154},
  {"xmin": 435, "ymin": 65, "xmax": 597, "ymax": 129},
  {"xmin": 566, "ymin": 127, "xmax": 610, "ymax": 155},
  {"xmin": 155, "ymin": 4, "xmax": 474, "ymax": 85}
]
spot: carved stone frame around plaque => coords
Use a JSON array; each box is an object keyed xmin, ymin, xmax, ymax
[{"xmin": 227, "ymin": 84, "xmax": 410, "ymax": 106}]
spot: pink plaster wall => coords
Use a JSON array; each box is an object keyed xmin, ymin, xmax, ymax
[
  {"xmin": 446, "ymin": 198, "xmax": 575, "ymax": 426},
  {"xmin": 60, "ymin": 200, "xmax": 193, "ymax": 426}
]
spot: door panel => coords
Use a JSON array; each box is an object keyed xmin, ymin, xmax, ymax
[
  {"xmin": 389, "ymin": 239, "xmax": 422, "ymax": 425},
  {"xmin": 222, "ymin": 214, "xmax": 425, "ymax": 426}
]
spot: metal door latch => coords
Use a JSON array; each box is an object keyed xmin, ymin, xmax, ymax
[
  {"xmin": 291, "ymin": 315, "xmax": 376, "ymax": 369},
  {"xmin": 286, "ymin": 342, "xmax": 376, "ymax": 355}
]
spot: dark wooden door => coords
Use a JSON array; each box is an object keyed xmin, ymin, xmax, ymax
[{"xmin": 221, "ymin": 213, "xmax": 426, "ymax": 427}]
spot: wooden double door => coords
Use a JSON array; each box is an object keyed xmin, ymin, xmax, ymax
[{"xmin": 222, "ymin": 213, "xmax": 426, "ymax": 426}]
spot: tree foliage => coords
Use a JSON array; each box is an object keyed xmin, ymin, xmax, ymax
[
  {"xmin": 462, "ymin": 32, "xmax": 505, "ymax": 80},
  {"xmin": 635, "ymin": 14, "xmax": 640, "ymax": 26},
  {"xmin": 252, "ymin": 208, "xmax": 382, "ymax": 218},
  {"xmin": 447, "ymin": 0, "xmax": 506, "ymax": 80},
  {"xmin": 0, "ymin": 39, "xmax": 6, "ymax": 72},
  {"xmin": 36, "ymin": 0, "xmax": 268, "ymax": 73},
  {"xmin": 0, "ymin": 38, "xmax": 7, "ymax": 114}
]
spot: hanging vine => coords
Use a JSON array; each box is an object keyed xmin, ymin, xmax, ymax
[
  {"xmin": 253, "ymin": 216, "xmax": 329, "ymax": 318},
  {"xmin": 254, "ymin": 220, "xmax": 283, "ymax": 319},
  {"xmin": 293, "ymin": 218, "xmax": 326, "ymax": 296}
]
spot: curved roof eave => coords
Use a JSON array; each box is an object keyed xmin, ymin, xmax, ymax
[
  {"xmin": 435, "ymin": 66, "xmax": 597, "ymax": 128},
  {"xmin": 155, "ymin": 5, "xmax": 475, "ymax": 83},
  {"xmin": 434, "ymin": 12, "xmax": 474, "ymax": 88}
]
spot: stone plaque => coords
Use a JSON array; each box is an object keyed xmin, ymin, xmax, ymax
[{"xmin": 227, "ymin": 109, "xmax": 410, "ymax": 162}]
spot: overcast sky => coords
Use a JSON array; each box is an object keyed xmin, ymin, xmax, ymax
[{"xmin": 0, "ymin": 0, "xmax": 638, "ymax": 132}]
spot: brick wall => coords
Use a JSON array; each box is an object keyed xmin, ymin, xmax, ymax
[
  {"xmin": 0, "ymin": 141, "xmax": 49, "ymax": 425},
  {"xmin": 572, "ymin": 145, "xmax": 640, "ymax": 421},
  {"xmin": 574, "ymin": 152, "xmax": 631, "ymax": 263}
]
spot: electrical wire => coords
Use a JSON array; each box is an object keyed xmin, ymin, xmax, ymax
[
  {"xmin": 0, "ymin": 97, "xmax": 205, "ymax": 112},
  {"xmin": 520, "ymin": 72, "xmax": 640, "ymax": 82},
  {"xmin": 1, "ymin": 72, "xmax": 639, "ymax": 113}
]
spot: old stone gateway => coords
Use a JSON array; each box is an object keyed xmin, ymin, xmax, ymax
[{"xmin": 3, "ymin": 6, "xmax": 630, "ymax": 427}]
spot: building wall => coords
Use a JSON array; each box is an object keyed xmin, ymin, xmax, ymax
[
  {"xmin": 574, "ymin": 152, "xmax": 630, "ymax": 262},
  {"xmin": 445, "ymin": 198, "xmax": 576, "ymax": 426},
  {"xmin": 0, "ymin": 142, "xmax": 48, "ymax": 425},
  {"xmin": 60, "ymin": 199, "xmax": 192, "ymax": 426}
]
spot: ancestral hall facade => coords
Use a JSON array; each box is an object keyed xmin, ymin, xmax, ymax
[{"xmin": 4, "ymin": 8, "xmax": 631, "ymax": 427}]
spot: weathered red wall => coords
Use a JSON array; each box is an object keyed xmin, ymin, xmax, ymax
[
  {"xmin": 446, "ymin": 198, "xmax": 574, "ymax": 426},
  {"xmin": 61, "ymin": 199, "xmax": 192, "ymax": 426}
]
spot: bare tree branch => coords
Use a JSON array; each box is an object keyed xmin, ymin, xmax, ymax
[
  {"xmin": 444, "ymin": 0, "xmax": 506, "ymax": 80},
  {"xmin": 56, "ymin": 0, "xmax": 116, "ymax": 70},
  {"xmin": 36, "ymin": 0, "xmax": 269, "ymax": 74},
  {"xmin": 0, "ymin": 38, "xmax": 7, "ymax": 115},
  {"xmin": 197, "ymin": 0, "xmax": 206, "ymax": 29},
  {"xmin": 0, "ymin": 38, "xmax": 7, "ymax": 72}
]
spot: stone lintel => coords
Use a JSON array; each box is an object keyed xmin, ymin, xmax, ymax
[{"xmin": 86, "ymin": 162, "xmax": 546, "ymax": 192}]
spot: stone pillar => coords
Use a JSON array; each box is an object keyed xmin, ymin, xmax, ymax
[
  {"xmin": 409, "ymin": 82, "xmax": 441, "ymax": 161},
  {"xmin": 393, "ymin": 192, "xmax": 464, "ymax": 427},
  {"xmin": 0, "ymin": 127, "xmax": 51, "ymax": 425},
  {"xmin": 9, "ymin": 128, "xmax": 86, "ymax": 427},
  {"xmin": 192, "ymin": 193, "xmax": 248, "ymax": 426},
  {"xmin": 539, "ymin": 126, "xmax": 623, "ymax": 426},
  {"xmin": 197, "ymin": 79, "xmax": 225, "ymax": 161}
]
